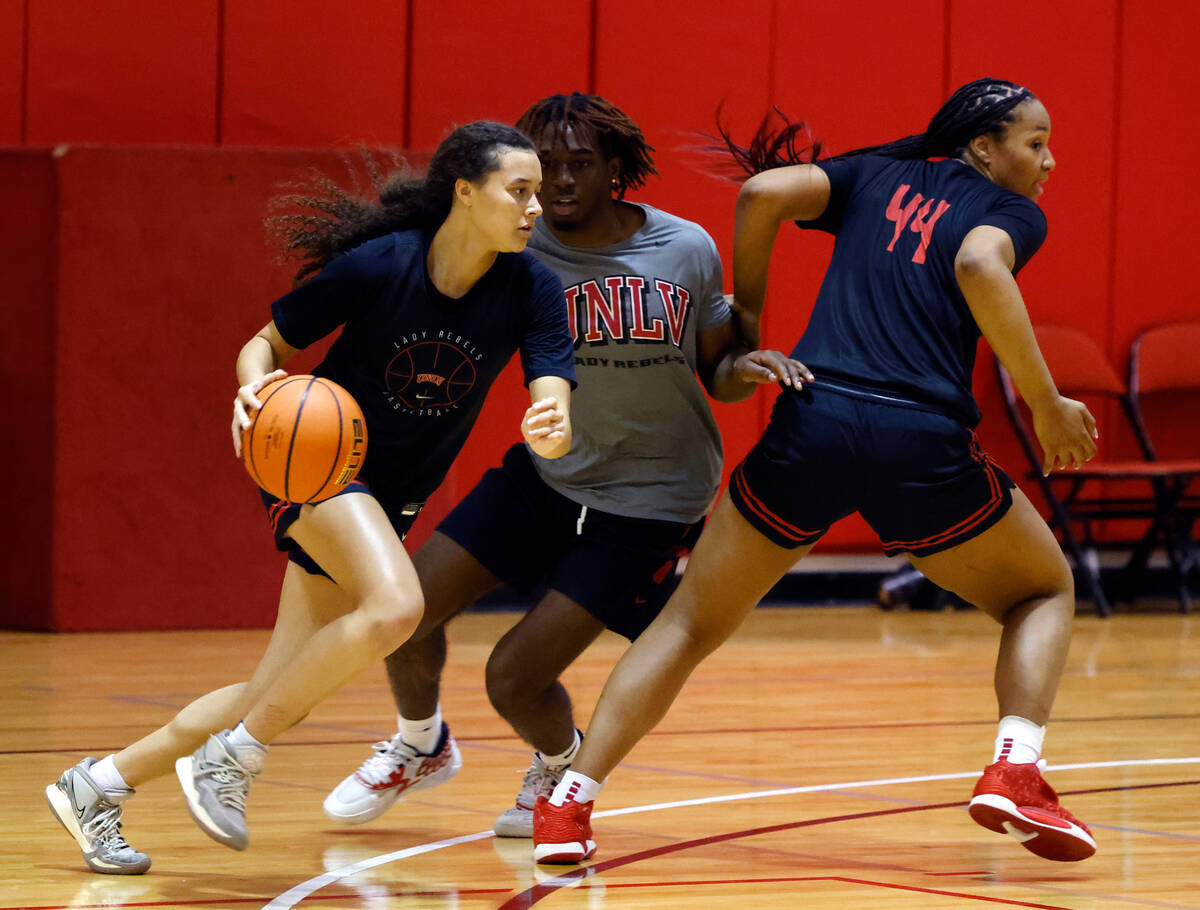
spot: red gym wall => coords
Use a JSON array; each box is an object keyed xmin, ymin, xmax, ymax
[{"xmin": 3, "ymin": 0, "xmax": 1197, "ymax": 631}]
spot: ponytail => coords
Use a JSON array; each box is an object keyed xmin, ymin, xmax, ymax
[
  {"xmin": 267, "ymin": 121, "xmax": 535, "ymax": 284},
  {"xmin": 720, "ymin": 78, "xmax": 1034, "ymax": 178}
]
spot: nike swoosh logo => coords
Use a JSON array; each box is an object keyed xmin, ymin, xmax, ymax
[{"xmin": 71, "ymin": 784, "xmax": 87, "ymax": 819}]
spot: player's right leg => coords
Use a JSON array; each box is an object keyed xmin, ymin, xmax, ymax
[{"xmin": 323, "ymin": 532, "xmax": 500, "ymax": 824}]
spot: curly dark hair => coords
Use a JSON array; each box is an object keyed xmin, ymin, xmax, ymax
[
  {"xmin": 267, "ymin": 120, "xmax": 535, "ymax": 284},
  {"xmin": 515, "ymin": 92, "xmax": 657, "ymax": 200},
  {"xmin": 718, "ymin": 78, "xmax": 1036, "ymax": 178}
]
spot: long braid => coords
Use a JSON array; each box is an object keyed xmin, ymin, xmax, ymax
[
  {"xmin": 266, "ymin": 121, "xmax": 535, "ymax": 285},
  {"xmin": 719, "ymin": 78, "xmax": 1034, "ymax": 178},
  {"xmin": 516, "ymin": 93, "xmax": 658, "ymax": 199}
]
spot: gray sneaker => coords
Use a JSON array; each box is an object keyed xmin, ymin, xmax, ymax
[
  {"xmin": 175, "ymin": 731, "xmax": 265, "ymax": 851},
  {"xmin": 45, "ymin": 758, "xmax": 151, "ymax": 874},
  {"xmin": 493, "ymin": 752, "xmax": 570, "ymax": 838}
]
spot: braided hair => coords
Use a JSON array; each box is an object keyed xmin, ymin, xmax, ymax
[
  {"xmin": 267, "ymin": 121, "xmax": 535, "ymax": 284},
  {"xmin": 515, "ymin": 93, "xmax": 658, "ymax": 200},
  {"xmin": 720, "ymin": 78, "xmax": 1035, "ymax": 177}
]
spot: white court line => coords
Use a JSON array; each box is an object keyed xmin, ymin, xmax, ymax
[{"xmin": 262, "ymin": 757, "xmax": 1200, "ymax": 909}]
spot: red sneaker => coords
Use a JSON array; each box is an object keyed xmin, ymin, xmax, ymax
[
  {"xmin": 968, "ymin": 760, "xmax": 1096, "ymax": 861},
  {"xmin": 533, "ymin": 795, "xmax": 597, "ymax": 864}
]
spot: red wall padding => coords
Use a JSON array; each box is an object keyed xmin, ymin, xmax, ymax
[
  {"xmin": 3, "ymin": 1, "xmax": 1199, "ymax": 628},
  {"xmin": 0, "ymin": 0, "xmax": 21, "ymax": 144},
  {"xmin": 1, "ymin": 151, "xmax": 56, "ymax": 629},
  {"xmin": 25, "ymin": 146, "xmax": 359, "ymax": 631},
  {"xmin": 24, "ymin": 1, "xmax": 219, "ymax": 144},
  {"xmin": 221, "ymin": 2, "xmax": 410, "ymax": 148}
]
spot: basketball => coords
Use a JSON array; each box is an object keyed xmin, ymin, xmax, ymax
[{"xmin": 241, "ymin": 375, "xmax": 367, "ymax": 503}]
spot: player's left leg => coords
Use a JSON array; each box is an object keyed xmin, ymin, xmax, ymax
[
  {"xmin": 177, "ymin": 491, "xmax": 422, "ymax": 850},
  {"xmin": 534, "ymin": 496, "xmax": 812, "ymax": 862},
  {"xmin": 912, "ymin": 487, "xmax": 1095, "ymax": 862},
  {"xmin": 487, "ymin": 591, "xmax": 605, "ymax": 836}
]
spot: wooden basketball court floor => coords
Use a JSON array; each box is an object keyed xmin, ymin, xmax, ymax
[{"xmin": 5, "ymin": 603, "xmax": 1199, "ymax": 909}]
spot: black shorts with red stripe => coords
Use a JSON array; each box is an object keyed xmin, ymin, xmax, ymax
[
  {"xmin": 260, "ymin": 479, "xmax": 423, "ymax": 579},
  {"xmin": 729, "ymin": 381, "xmax": 1015, "ymax": 557}
]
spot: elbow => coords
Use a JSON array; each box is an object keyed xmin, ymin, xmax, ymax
[
  {"xmin": 954, "ymin": 251, "xmax": 991, "ymax": 279},
  {"xmin": 736, "ymin": 175, "xmax": 774, "ymax": 217},
  {"xmin": 954, "ymin": 246, "xmax": 1010, "ymax": 284},
  {"xmin": 707, "ymin": 378, "xmax": 754, "ymax": 404}
]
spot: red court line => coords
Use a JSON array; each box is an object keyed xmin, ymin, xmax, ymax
[
  {"xmin": 498, "ymin": 780, "xmax": 1200, "ymax": 909},
  {"xmin": 502, "ymin": 875, "xmax": 1069, "ymax": 909},
  {"xmin": 576, "ymin": 876, "xmax": 1069, "ymax": 908}
]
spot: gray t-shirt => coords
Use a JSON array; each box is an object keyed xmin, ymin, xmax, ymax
[{"xmin": 526, "ymin": 203, "xmax": 730, "ymax": 523}]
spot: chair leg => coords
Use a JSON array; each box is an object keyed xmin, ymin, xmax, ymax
[
  {"xmin": 1078, "ymin": 546, "xmax": 1113, "ymax": 618},
  {"xmin": 1045, "ymin": 502, "xmax": 1112, "ymax": 618},
  {"xmin": 1165, "ymin": 529, "xmax": 1194, "ymax": 614}
]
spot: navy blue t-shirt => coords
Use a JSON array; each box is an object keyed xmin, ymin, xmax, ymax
[
  {"xmin": 793, "ymin": 155, "xmax": 1047, "ymax": 426},
  {"xmin": 270, "ymin": 229, "xmax": 576, "ymax": 508}
]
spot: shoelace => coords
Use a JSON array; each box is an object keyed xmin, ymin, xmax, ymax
[
  {"xmin": 196, "ymin": 754, "xmax": 253, "ymax": 811},
  {"xmin": 515, "ymin": 760, "xmax": 565, "ymax": 809},
  {"xmin": 81, "ymin": 800, "xmax": 136, "ymax": 852},
  {"xmin": 356, "ymin": 736, "xmax": 421, "ymax": 786}
]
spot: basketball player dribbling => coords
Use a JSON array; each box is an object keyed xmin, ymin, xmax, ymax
[
  {"xmin": 533, "ymin": 79, "xmax": 1101, "ymax": 866},
  {"xmin": 45, "ymin": 121, "xmax": 576, "ymax": 873},
  {"xmin": 323, "ymin": 93, "xmax": 808, "ymax": 837}
]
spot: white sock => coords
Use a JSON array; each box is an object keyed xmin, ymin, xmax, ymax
[
  {"xmin": 224, "ymin": 722, "xmax": 269, "ymax": 774},
  {"xmin": 226, "ymin": 721, "xmax": 268, "ymax": 752},
  {"xmin": 993, "ymin": 715, "xmax": 1045, "ymax": 764},
  {"xmin": 89, "ymin": 755, "xmax": 133, "ymax": 800},
  {"xmin": 398, "ymin": 706, "xmax": 442, "ymax": 755},
  {"xmin": 549, "ymin": 770, "xmax": 603, "ymax": 806},
  {"xmin": 538, "ymin": 729, "xmax": 582, "ymax": 769}
]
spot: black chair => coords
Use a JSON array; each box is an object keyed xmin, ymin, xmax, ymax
[{"xmin": 995, "ymin": 325, "xmax": 1200, "ymax": 615}]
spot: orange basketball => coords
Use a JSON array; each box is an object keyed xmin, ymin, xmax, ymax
[{"xmin": 241, "ymin": 375, "xmax": 367, "ymax": 503}]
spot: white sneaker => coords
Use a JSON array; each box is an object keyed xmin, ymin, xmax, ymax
[
  {"xmin": 175, "ymin": 730, "xmax": 264, "ymax": 851},
  {"xmin": 323, "ymin": 722, "xmax": 461, "ymax": 824},
  {"xmin": 46, "ymin": 759, "xmax": 151, "ymax": 875},
  {"xmin": 493, "ymin": 752, "xmax": 569, "ymax": 838}
]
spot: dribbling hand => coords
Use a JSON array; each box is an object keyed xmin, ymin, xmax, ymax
[
  {"xmin": 734, "ymin": 350, "xmax": 815, "ymax": 389},
  {"xmin": 232, "ymin": 369, "xmax": 289, "ymax": 458},
  {"xmin": 522, "ymin": 397, "xmax": 568, "ymax": 458},
  {"xmin": 1032, "ymin": 394, "xmax": 1099, "ymax": 476}
]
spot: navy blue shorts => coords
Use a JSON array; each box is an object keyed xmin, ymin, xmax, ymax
[
  {"xmin": 729, "ymin": 384, "xmax": 1014, "ymax": 557},
  {"xmin": 261, "ymin": 480, "xmax": 424, "ymax": 579},
  {"xmin": 437, "ymin": 444, "xmax": 704, "ymax": 640}
]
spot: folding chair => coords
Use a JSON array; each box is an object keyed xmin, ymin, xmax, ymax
[
  {"xmin": 995, "ymin": 325, "xmax": 1200, "ymax": 616},
  {"xmin": 1126, "ymin": 322, "xmax": 1200, "ymax": 609}
]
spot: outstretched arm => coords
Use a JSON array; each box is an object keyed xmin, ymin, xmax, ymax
[
  {"xmin": 697, "ymin": 317, "xmax": 814, "ymax": 402},
  {"xmin": 955, "ymin": 225, "xmax": 1098, "ymax": 475}
]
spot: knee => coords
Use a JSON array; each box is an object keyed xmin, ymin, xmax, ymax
[
  {"xmin": 995, "ymin": 552, "xmax": 1076, "ymax": 622},
  {"xmin": 359, "ymin": 588, "xmax": 424, "ymax": 655},
  {"xmin": 484, "ymin": 649, "xmax": 528, "ymax": 717},
  {"xmin": 664, "ymin": 595, "xmax": 741, "ymax": 658}
]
